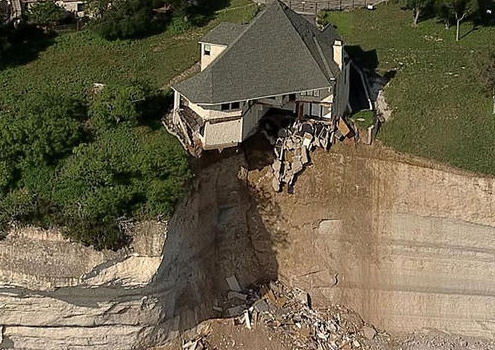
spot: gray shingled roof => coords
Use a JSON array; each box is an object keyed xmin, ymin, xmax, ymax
[
  {"xmin": 174, "ymin": 0, "xmax": 342, "ymax": 105},
  {"xmin": 199, "ymin": 22, "xmax": 249, "ymax": 46}
]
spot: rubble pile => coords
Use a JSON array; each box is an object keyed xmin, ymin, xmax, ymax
[
  {"xmin": 208, "ymin": 278, "xmax": 381, "ymax": 350},
  {"xmin": 269, "ymin": 118, "xmax": 353, "ymax": 192}
]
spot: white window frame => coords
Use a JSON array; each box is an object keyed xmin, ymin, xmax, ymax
[{"xmin": 204, "ymin": 44, "xmax": 211, "ymax": 56}]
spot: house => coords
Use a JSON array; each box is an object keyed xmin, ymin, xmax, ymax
[
  {"xmin": 19, "ymin": 0, "xmax": 87, "ymax": 18},
  {"xmin": 169, "ymin": 0, "xmax": 352, "ymax": 153}
]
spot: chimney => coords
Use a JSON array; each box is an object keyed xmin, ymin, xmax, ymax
[{"xmin": 333, "ymin": 40, "xmax": 343, "ymax": 70}]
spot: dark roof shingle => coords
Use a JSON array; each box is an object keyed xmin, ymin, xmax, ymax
[
  {"xmin": 200, "ymin": 22, "xmax": 249, "ymax": 46},
  {"xmin": 174, "ymin": 0, "xmax": 342, "ymax": 105}
]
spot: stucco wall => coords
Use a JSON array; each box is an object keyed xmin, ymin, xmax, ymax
[
  {"xmin": 187, "ymin": 100, "xmax": 243, "ymax": 121},
  {"xmin": 200, "ymin": 43, "xmax": 227, "ymax": 71},
  {"xmin": 204, "ymin": 118, "xmax": 242, "ymax": 149}
]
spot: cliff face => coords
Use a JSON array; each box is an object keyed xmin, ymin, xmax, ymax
[
  {"xmin": 0, "ymin": 155, "xmax": 270, "ymax": 350},
  {"xmin": 1, "ymin": 146, "xmax": 495, "ymax": 349},
  {"xmin": 246, "ymin": 145, "xmax": 495, "ymax": 339}
]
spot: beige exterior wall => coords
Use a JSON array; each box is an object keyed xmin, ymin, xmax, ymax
[
  {"xmin": 187, "ymin": 101, "xmax": 243, "ymax": 121},
  {"xmin": 203, "ymin": 118, "xmax": 242, "ymax": 149},
  {"xmin": 242, "ymin": 104, "xmax": 268, "ymax": 140},
  {"xmin": 173, "ymin": 84, "xmax": 341, "ymax": 150},
  {"xmin": 200, "ymin": 43, "xmax": 227, "ymax": 71}
]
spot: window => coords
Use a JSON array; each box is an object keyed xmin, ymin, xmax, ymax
[
  {"xmin": 204, "ymin": 44, "xmax": 211, "ymax": 56},
  {"xmin": 221, "ymin": 102, "xmax": 242, "ymax": 111},
  {"xmin": 289, "ymin": 94, "xmax": 296, "ymax": 101},
  {"xmin": 301, "ymin": 90, "xmax": 320, "ymax": 97}
]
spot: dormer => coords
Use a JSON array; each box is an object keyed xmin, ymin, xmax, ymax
[{"xmin": 199, "ymin": 22, "xmax": 248, "ymax": 71}]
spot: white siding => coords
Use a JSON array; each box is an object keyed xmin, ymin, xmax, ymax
[{"xmin": 200, "ymin": 43, "xmax": 227, "ymax": 71}]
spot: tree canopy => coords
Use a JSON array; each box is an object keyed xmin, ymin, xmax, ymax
[
  {"xmin": 27, "ymin": 1, "xmax": 67, "ymax": 30},
  {"xmin": 88, "ymin": 0, "xmax": 169, "ymax": 39},
  {"xmin": 0, "ymin": 83, "xmax": 191, "ymax": 250},
  {"xmin": 402, "ymin": 0, "xmax": 433, "ymax": 25}
]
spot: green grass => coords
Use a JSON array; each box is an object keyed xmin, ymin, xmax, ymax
[
  {"xmin": 0, "ymin": 0, "xmax": 258, "ymax": 248},
  {"xmin": 326, "ymin": 4, "xmax": 495, "ymax": 175},
  {"xmin": 0, "ymin": 0, "xmax": 258, "ymax": 105},
  {"xmin": 350, "ymin": 110, "xmax": 376, "ymax": 129}
]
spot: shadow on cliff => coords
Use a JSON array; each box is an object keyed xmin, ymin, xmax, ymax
[{"xmin": 142, "ymin": 148, "xmax": 283, "ymax": 345}]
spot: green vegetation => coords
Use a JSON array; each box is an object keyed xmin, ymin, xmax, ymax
[
  {"xmin": 325, "ymin": 3, "xmax": 495, "ymax": 174},
  {"xmin": 27, "ymin": 2, "xmax": 67, "ymax": 31},
  {"xmin": 0, "ymin": 0, "xmax": 258, "ymax": 248},
  {"xmin": 88, "ymin": 0, "xmax": 169, "ymax": 39},
  {"xmin": 87, "ymin": 0, "xmax": 240, "ymax": 40},
  {"xmin": 350, "ymin": 110, "xmax": 376, "ymax": 129}
]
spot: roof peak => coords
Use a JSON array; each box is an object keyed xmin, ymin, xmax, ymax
[{"xmin": 173, "ymin": 1, "xmax": 342, "ymax": 104}]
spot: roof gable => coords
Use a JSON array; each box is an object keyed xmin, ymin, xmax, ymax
[{"xmin": 174, "ymin": 0, "xmax": 341, "ymax": 105}]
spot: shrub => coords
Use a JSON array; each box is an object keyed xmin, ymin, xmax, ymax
[
  {"xmin": 52, "ymin": 126, "xmax": 190, "ymax": 249},
  {"xmin": 27, "ymin": 2, "xmax": 67, "ymax": 31},
  {"xmin": 89, "ymin": 0, "xmax": 167, "ymax": 40},
  {"xmin": 88, "ymin": 82, "xmax": 149, "ymax": 131},
  {"xmin": 0, "ymin": 93, "xmax": 85, "ymax": 173}
]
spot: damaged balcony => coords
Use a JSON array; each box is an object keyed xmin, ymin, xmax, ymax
[{"xmin": 163, "ymin": 105, "xmax": 205, "ymax": 158}]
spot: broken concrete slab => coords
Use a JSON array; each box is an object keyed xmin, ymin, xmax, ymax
[
  {"xmin": 226, "ymin": 275, "xmax": 242, "ymax": 292},
  {"xmin": 228, "ymin": 291, "xmax": 248, "ymax": 301},
  {"xmin": 226, "ymin": 305, "xmax": 245, "ymax": 317},
  {"xmin": 361, "ymin": 325, "xmax": 377, "ymax": 340}
]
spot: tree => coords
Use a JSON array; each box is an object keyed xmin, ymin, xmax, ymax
[
  {"xmin": 88, "ymin": 82, "xmax": 149, "ymax": 131},
  {"xmin": 88, "ymin": 0, "xmax": 168, "ymax": 40},
  {"xmin": 27, "ymin": 1, "xmax": 66, "ymax": 32},
  {"xmin": 478, "ymin": 51, "xmax": 495, "ymax": 113},
  {"xmin": 403, "ymin": 0, "xmax": 433, "ymax": 25},
  {"xmin": 435, "ymin": 0, "xmax": 486, "ymax": 40},
  {"xmin": 0, "ymin": 93, "xmax": 84, "ymax": 167}
]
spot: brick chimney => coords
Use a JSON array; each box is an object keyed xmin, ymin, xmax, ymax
[{"xmin": 333, "ymin": 40, "xmax": 343, "ymax": 70}]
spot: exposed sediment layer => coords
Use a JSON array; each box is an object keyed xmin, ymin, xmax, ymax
[
  {"xmin": 1, "ymin": 145, "xmax": 495, "ymax": 348},
  {"xmin": 247, "ymin": 145, "xmax": 495, "ymax": 338}
]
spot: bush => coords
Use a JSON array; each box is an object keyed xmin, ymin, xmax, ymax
[
  {"xmin": 27, "ymin": 2, "xmax": 67, "ymax": 31},
  {"xmin": 0, "ymin": 83, "xmax": 190, "ymax": 249},
  {"xmin": 88, "ymin": 82, "xmax": 149, "ymax": 131},
  {"xmin": 0, "ymin": 93, "xmax": 85, "ymax": 171},
  {"xmin": 89, "ymin": 0, "xmax": 167, "ymax": 40}
]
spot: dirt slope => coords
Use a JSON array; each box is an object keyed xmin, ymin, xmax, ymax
[
  {"xmin": 2, "ymin": 143, "xmax": 495, "ymax": 349},
  {"xmin": 246, "ymin": 143, "xmax": 495, "ymax": 339}
]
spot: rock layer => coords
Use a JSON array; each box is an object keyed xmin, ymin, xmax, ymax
[{"xmin": 1, "ymin": 146, "xmax": 495, "ymax": 348}]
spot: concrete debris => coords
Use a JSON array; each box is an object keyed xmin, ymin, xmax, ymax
[
  {"xmin": 182, "ymin": 336, "xmax": 210, "ymax": 350},
  {"xmin": 267, "ymin": 117, "xmax": 355, "ymax": 192},
  {"xmin": 216, "ymin": 280, "xmax": 383, "ymax": 350},
  {"xmin": 226, "ymin": 275, "xmax": 242, "ymax": 292},
  {"xmin": 361, "ymin": 326, "xmax": 377, "ymax": 340},
  {"xmin": 228, "ymin": 291, "xmax": 248, "ymax": 301},
  {"xmin": 226, "ymin": 305, "xmax": 246, "ymax": 317}
]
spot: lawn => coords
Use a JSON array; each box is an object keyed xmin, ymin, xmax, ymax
[
  {"xmin": 325, "ymin": 4, "xmax": 495, "ymax": 175},
  {"xmin": 0, "ymin": 0, "xmax": 258, "ymax": 248},
  {"xmin": 0, "ymin": 0, "xmax": 258, "ymax": 105}
]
